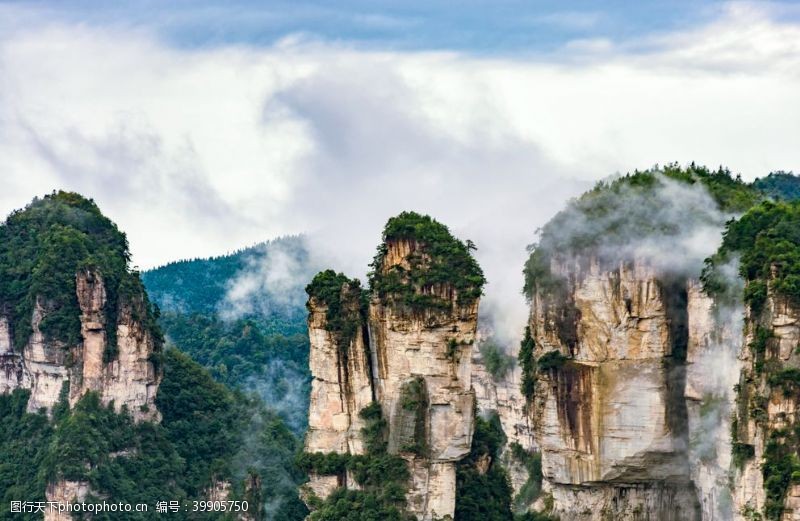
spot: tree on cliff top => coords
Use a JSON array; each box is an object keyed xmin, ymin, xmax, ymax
[
  {"xmin": 523, "ymin": 163, "xmax": 762, "ymax": 300},
  {"xmin": 369, "ymin": 211, "xmax": 486, "ymax": 311},
  {"xmin": 752, "ymin": 171, "xmax": 800, "ymax": 202},
  {"xmin": 703, "ymin": 200, "xmax": 800, "ymax": 311},
  {"xmin": 0, "ymin": 190, "xmax": 161, "ymax": 354}
]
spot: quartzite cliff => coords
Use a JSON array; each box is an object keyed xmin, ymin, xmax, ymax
[
  {"xmin": 0, "ymin": 192, "xmax": 163, "ymax": 521},
  {"xmin": 0, "ymin": 269, "xmax": 161, "ymax": 420},
  {"xmin": 303, "ymin": 168, "xmax": 800, "ymax": 521},
  {"xmin": 302, "ymin": 212, "xmax": 483, "ymax": 520}
]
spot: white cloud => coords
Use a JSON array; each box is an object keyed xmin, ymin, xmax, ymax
[{"xmin": 1, "ymin": 2, "xmax": 799, "ymax": 342}]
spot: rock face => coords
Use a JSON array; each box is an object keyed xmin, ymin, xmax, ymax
[
  {"xmin": 730, "ymin": 283, "xmax": 800, "ymax": 520},
  {"xmin": 305, "ymin": 280, "xmax": 374, "ymax": 457},
  {"xmin": 527, "ymin": 257, "xmax": 703, "ymax": 520},
  {"xmin": 0, "ymin": 269, "xmax": 161, "ymax": 421},
  {"xmin": 685, "ymin": 280, "xmax": 740, "ymax": 521},
  {"xmin": 44, "ymin": 480, "xmax": 90, "ymax": 521},
  {"xmin": 471, "ymin": 336, "xmax": 537, "ymax": 504},
  {"xmin": 471, "ymin": 336, "xmax": 535, "ymax": 450},
  {"xmin": 303, "ymin": 235, "xmax": 479, "ymax": 520},
  {"xmin": 1, "ymin": 269, "xmax": 162, "ymax": 520}
]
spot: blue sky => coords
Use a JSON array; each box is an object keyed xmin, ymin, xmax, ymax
[{"xmin": 1, "ymin": 0, "xmax": 777, "ymax": 52}]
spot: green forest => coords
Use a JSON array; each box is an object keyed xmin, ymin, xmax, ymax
[
  {"xmin": 3, "ymin": 168, "xmax": 800, "ymax": 521},
  {"xmin": 0, "ymin": 193, "xmax": 309, "ymax": 520}
]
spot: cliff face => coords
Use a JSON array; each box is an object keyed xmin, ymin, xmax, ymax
[
  {"xmin": 303, "ymin": 227, "xmax": 481, "ymax": 520},
  {"xmin": 306, "ymin": 279, "xmax": 373, "ymax": 457},
  {"xmin": 731, "ymin": 283, "xmax": 800, "ymax": 519},
  {"xmin": 1, "ymin": 269, "xmax": 161, "ymax": 521},
  {"xmin": 0, "ymin": 269, "xmax": 161, "ymax": 421},
  {"xmin": 471, "ymin": 337, "xmax": 536, "ymax": 503},
  {"xmin": 304, "ymin": 278, "xmax": 374, "ymax": 499},
  {"xmin": 370, "ymin": 240, "xmax": 477, "ymax": 518},
  {"xmin": 527, "ymin": 257, "xmax": 703, "ymax": 520}
]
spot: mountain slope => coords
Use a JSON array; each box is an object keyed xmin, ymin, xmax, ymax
[
  {"xmin": 0, "ymin": 192, "xmax": 308, "ymax": 520},
  {"xmin": 142, "ymin": 236, "xmax": 314, "ymax": 433}
]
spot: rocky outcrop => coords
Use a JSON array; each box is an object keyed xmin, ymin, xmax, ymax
[
  {"xmin": 369, "ymin": 265, "xmax": 477, "ymax": 519},
  {"xmin": 527, "ymin": 257, "xmax": 703, "ymax": 520},
  {"xmin": 44, "ymin": 480, "xmax": 90, "ymax": 521},
  {"xmin": 471, "ymin": 336, "xmax": 537, "ymax": 504},
  {"xmin": 730, "ymin": 282, "xmax": 800, "ymax": 520},
  {"xmin": 0, "ymin": 269, "xmax": 161, "ymax": 421},
  {"xmin": 305, "ymin": 280, "xmax": 373, "ymax": 456},
  {"xmin": 303, "ymin": 231, "xmax": 480, "ymax": 520}
]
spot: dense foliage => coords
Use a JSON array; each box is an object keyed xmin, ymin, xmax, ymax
[
  {"xmin": 0, "ymin": 390, "xmax": 53, "ymax": 519},
  {"xmin": 142, "ymin": 236, "xmax": 314, "ymax": 433},
  {"xmin": 369, "ymin": 211, "xmax": 486, "ymax": 311},
  {"xmin": 703, "ymin": 201, "xmax": 800, "ymax": 311},
  {"xmin": 156, "ymin": 312, "xmax": 310, "ymax": 433},
  {"xmin": 753, "ymin": 172, "xmax": 800, "ymax": 202},
  {"xmin": 141, "ymin": 235, "xmax": 309, "ymax": 336},
  {"xmin": 0, "ymin": 350, "xmax": 309, "ymax": 521},
  {"xmin": 0, "ymin": 191, "xmax": 160, "ymax": 355},
  {"xmin": 455, "ymin": 413, "xmax": 514, "ymax": 521}
]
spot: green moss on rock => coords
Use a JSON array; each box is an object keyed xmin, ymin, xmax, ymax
[
  {"xmin": 369, "ymin": 211, "xmax": 485, "ymax": 312},
  {"xmin": 0, "ymin": 191, "xmax": 161, "ymax": 356}
]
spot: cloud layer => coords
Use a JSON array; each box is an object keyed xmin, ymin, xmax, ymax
[{"xmin": 1, "ymin": 2, "xmax": 799, "ymax": 343}]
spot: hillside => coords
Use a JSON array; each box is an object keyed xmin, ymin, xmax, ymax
[
  {"xmin": 141, "ymin": 237, "xmax": 314, "ymax": 433},
  {"xmin": 0, "ymin": 192, "xmax": 308, "ymax": 520}
]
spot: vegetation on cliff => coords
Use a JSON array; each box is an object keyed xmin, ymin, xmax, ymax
[
  {"xmin": 703, "ymin": 199, "xmax": 800, "ymax": 520},
  {"xmin": 704, "ymin": 200, "xmax": 800, "ymax": 311},
  {"xmin": 298, "ymin": 402, "xmax": 413, "ymax": 521},
  {"xmin": 523, "ymin": 164, "xmax": 761, "ymax": 299},
  {"xmin": 0, "ymin": 191, "xmax": 161, "ymax": 356},
  {"xmin": 369, "ymin": 211, "xmax": 486, "ymax": 311},
  {"xmin": 519, "ymin": 327, "xmax": 536, "ymax": 401},
  {"xmin": 455, "ymin": 412, "xmax": 514, "ymax": 520},
  {"xmin": 0, "ymin": 350, "xmax": 309, "ymax": 520},
  {"xmin": 509, "ymin": 442, "xmax": 543, "ymax": 511},
  {"xmin": 306, "ymin": 270, "xmax": 366, "ymax": 351},
  {"xmin": 479, "ymin": 339, "xmax": 515, "ymax": 382}
]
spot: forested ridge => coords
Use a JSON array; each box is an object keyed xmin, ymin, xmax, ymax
[{"xmin": 0, "ymin": 193, "xmax": 309, "ymax": 520}]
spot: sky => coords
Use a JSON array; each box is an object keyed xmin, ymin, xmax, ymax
[{"xmin": 1, "ymin": 0, "xmax": 800, "ymax": 340}]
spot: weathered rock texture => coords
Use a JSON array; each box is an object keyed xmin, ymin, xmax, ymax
[
  {"xmin": 527, "ymin": 257, "xmax": 703, "ymax": 520},
  {"xmin": 305, "ymin": 281, "xmax": 374, "ymax": 456},
  {"xmin": 44, "ymin": 480, "xmax": 90, "ymax": 521},
  {"xmin": 730, "ymin": 280, "xmax": 800, "ymax": 520},
  {"xmin": 0, "ymin": 269, "xmax": 161, "ymax": 421},
  {"xmin": 303, "ymin": 238, "xmax": 478, "ymax": 520},
  {"xmin": 471, "ymin": 335, "xmax": 537, "ymax": 504}
]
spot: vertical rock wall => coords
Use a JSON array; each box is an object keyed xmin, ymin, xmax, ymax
[
  {"xmin": 0, "ymin": 270, "xmax": 161, "ymax": 421},
  {"xmin": 527, "ymin": 257, "xmax": 702, "ymax": 520},
  {"xmin": 303, "ymin": 238, "xmax": 478, "ymax": 520},
  {"xmin": 730, "ymin": 282, "xmax": 800, "ymax": 520},
  {"xmin": 303, "ymin": 279, "xmax": 374, "ymax": 499}
]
